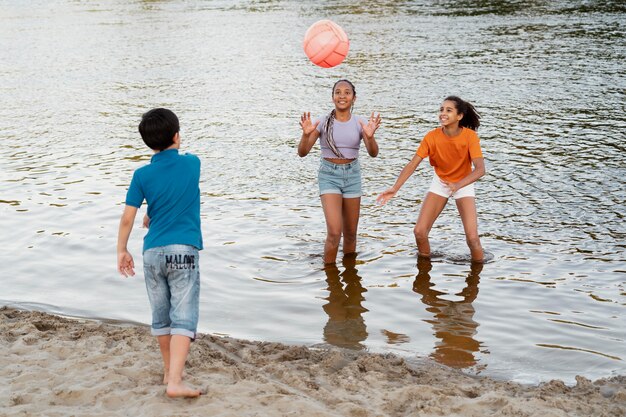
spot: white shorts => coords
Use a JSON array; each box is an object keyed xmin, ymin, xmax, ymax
[{"xmin": 428, "ymin": 173, "xmax": 475, "ymax": 200}]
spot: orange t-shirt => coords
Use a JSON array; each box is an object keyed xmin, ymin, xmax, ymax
[{"xmin": 416, "ymin": 127, "xmax": 483, "ymax": 183}]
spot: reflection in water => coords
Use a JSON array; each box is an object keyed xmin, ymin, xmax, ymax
[
  {"xmin": 1, "ymin": 0, "xmax": 624, "ymax": 383},
  {"xmin": 381, "ymin": 329, "xmax": 410, "ymax": 345},
  {"xmin": 413, "ymin": 258, "xmax": 483, "ymax": 368},
  {"xmin": 322, "ymin": 255, "xmax": 368, "ymax": 350}
]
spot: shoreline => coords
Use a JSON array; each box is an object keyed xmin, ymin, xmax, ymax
[{"xmin": 2, "ymin": 306, "xmax": 624, "ymax": 417}]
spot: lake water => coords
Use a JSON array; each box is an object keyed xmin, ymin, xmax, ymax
[{"xmin": 1, "ymin": 0, "xmax": 624, "ymax": 385}]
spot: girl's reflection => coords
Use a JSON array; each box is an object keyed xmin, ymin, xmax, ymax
[
  {"xmin": 322, "ymin": 254, "xmax": 368, "ymax": 350},
  {"xmin": 413, "ymin": 258, "xmax": 483, "ymax": 368}
]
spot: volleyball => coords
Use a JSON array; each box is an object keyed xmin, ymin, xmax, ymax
[{"xmin": 303, "ymin": 20, "xmax": 349, "ymax": 68}]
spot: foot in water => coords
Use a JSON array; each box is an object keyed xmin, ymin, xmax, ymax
[
  {"xmin": 481, "ymin": 250, "xmax": 495, "ymax": 263},
  {"xmin": 417, "ymin": 250, "xmax": 445, "ymax": 260},
  {"xmin": 424, "ymin": 250, "xmax": 494, "ymax": 264}
]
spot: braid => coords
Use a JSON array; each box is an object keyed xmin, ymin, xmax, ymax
[
  {"xmin": 323, "ymin": 79, "xmax": 357, "ymax": 159},
  {"xmin": 323, "ymin": 109, "xmax": 345, "ymax": 158}
]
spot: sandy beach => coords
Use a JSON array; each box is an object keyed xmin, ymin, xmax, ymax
[{"xmin": 1, "ymin": 307, "xmax": 624, "ymax": 417}]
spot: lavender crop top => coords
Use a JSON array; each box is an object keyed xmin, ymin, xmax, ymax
[{"xmin": 315, "ymin": 114, "xmax": 366, "ymax": 159}]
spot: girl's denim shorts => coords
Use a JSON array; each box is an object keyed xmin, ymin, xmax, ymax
[
  {"xmin": 143, "ymin": 244, "xmax": 200, "ymax": 340},
  {"xmin": 318, "ymin": 159, "xmax": 362, "ymax": 198}
]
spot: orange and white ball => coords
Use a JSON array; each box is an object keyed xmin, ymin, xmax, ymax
[{"xmin": 303, "ymin": 20, "xmax": 350, "ymax": 68}]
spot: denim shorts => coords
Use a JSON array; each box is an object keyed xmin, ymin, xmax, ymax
[
  {"xmin": 318, "ymin": 159, "xmax": 362, "ymax": 198},
  {"xmin": 428, "ymin": 172, "xmax": 475, "ymax": 200},
  {"xmin": 143, "ymin": 244, "xmax": 200, "ymax": 339}
]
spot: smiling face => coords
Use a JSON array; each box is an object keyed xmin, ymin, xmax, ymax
[
  {"xmin": 439, "ymin": 100, "xmax": 463, "ymax": 128},
  {"xmin": 332, "ymin": 81, "xmax": 356, "ymax": 112}
]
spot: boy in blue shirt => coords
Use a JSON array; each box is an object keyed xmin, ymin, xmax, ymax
[{"xmin": 117, "ymin": 108, "xmax": 203, "ymax": 398}]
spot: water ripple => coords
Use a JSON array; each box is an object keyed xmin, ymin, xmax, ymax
[{"xmin": 0, "ymin": 0, "xmax": 624, "ymax": 384}]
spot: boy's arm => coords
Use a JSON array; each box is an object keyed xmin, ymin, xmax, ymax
[{"xmin": 117, "ymin": 205, "xmax": 139, "ymax": 277}]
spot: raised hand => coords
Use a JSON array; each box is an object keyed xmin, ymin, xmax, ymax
[
  {"xmin": 300, "ymin": 112, "xmax": 320, "ymax": 135},
  {"xmin": 376, "ymin": 188, "xmax": 397, "ymax": 206},
  {"xmin": 360, "ymin": 112, "xmax": 382, "ymax": 140}
]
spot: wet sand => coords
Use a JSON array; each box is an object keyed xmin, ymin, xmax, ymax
[{"xmin": 1, "ymin": 307, "xmax": 624, "ymax": 417}]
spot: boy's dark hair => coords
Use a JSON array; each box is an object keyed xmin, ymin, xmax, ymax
[
  {"xmin": 444, "ymin": 96, "xmax": 480, "ymax": 131},
  {"xmin": 138, "ymin": 108, "xmax": 180, "ymax": 151}
]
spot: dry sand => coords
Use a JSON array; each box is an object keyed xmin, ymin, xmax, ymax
[{"xmin": 1, "ymin": 307, "xmax": 624, "ymax": 417}]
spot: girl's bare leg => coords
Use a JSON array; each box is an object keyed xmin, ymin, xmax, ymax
[
  {"xmin": 341, "ymin": 197, "xmax": 361, "ymax": 256},
  {"xmin": 321, "ymin": 194, "xmax": 344, "ymax": 264},
  {"xmin": 455, "ymin": 197, "xmax": 484, "ymax": 262},
  {"xmin": 414, "ymin": 192, "xmax": 448, "ymax": 257}
]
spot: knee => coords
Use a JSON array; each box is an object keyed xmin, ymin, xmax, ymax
[
  {"xmin": 414, "ymin": 226, "xmax": 429, "ymax": 242},
  {"xmin": 343, "ymin": 229, "xmax": 357, "ymax": 243},
  {"xmin": 326, "ymin": 230, "xmax": 341, "ymax": 246},
  {"xmin": 466, "ymin": 235, "xmax": 482, "ymax": 250}
]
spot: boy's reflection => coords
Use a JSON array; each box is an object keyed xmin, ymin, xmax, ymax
[
  {"xmin": 322, "ymin": 254, "xmax": 368, "ymax": 350},
  {"xmin": 413, "ymin": 258, "xmax": 483, "ymax": 368}
]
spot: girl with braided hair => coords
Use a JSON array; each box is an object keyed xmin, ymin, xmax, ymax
[
  {"xmin": 298, "ymin": 79, "xmax": 381, "ymax": 264},
  {"xmin": 377, "ymin": 96, "xmax": 486, "ymax": 263}
]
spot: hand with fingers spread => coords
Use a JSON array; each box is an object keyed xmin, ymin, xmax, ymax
[
  {"xmin": 359, "ymin": 112, "xmax": 382, "ymax": 140},
  {"xmin": 376, "ymin": 187, "xmax": 397, "ymax": 206},
  {"xmin": 298, "ymin": 112, "xmax": 322, "ymax": 158},
  {"xmin": 300, "ymin": 112, "xmax": 320, "ymax": 135}
]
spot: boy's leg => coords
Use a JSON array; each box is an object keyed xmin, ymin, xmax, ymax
[
  {"xmin": 455, "ymin": 197, "xmax": 484, "ymax": 262},
  {"xmin": 165, "ymin": 245, "xmax": 201, "ymax": 398},
  {"xmin": 166, "ymin": 335, "xmax": 200, "ymax": 398},
  {"xmin": 414, "ymin": 192, "xmax": 448, "ymax": 257},
  {"xmin": 321, "ymin": 194, "xmax": 344, "ymax": 264},
  {"xmin": 157, "ymin": 335, "xmax": 171, "ymax": 384},
  {"xmin": 143, "ymin": 248, "xmax": 174, "ymax": 384}
]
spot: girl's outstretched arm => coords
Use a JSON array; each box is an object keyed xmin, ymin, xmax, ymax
[
  {"xmin": 442, "ymin": 157, "xmax": 485, "ymax": 194},
  {"xmin": 359, "ymin": 112, "xmax": 382, "ymax": 157},
  {"xmin": 377, "ymin": 154, "xmax": 424, "ymax": 205},
  {"xmin": 298, "ymin": 112, "xmax": 320, "ymax": 157}
]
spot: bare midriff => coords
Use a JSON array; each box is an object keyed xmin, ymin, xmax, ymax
[{"xmin": 324, "ymin": 158, "xmax": 355, "ymax": 164}]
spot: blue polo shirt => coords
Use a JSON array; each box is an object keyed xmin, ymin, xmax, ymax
[{"xmin": 125, "ymin": 149, "xmax": 203, "ymax": 252}]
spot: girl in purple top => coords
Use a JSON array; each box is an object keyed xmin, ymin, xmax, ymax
[{"xmin": 298, "ymin": 79, "xmax": 381, "ymax": 264}]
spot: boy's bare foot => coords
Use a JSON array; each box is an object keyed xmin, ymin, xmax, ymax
[
  {"xmin": 166, "ymin": 382, "xmax": 201, "ymax": 398},
  {"xmin": 163, "ymin": 371, "xmax": 186, "ymax": 384}
]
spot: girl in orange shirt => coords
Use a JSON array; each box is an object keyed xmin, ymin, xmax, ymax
[{"xmin": 377, "ymin": 96, "xmax": 485, "ymax": 262}]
